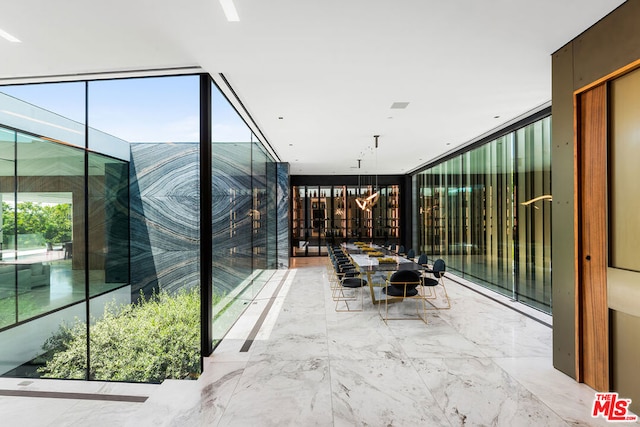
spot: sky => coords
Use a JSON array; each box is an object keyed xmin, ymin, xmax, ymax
[{"xmin": 0, "ymin": 76, "xmax": 254, "ymax": 144}]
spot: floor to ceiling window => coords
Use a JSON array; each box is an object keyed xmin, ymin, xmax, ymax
[
  {"xmin": 0, "ymin": 74, "xmax": 283, "ymax": 382},
  {"xmin": 0, "ymin": 81, "xmax": 131, "ymax": 379},
  {"xmin": 416, "ymin": 114, "xmax": 552, "ymax": 313},
  {"xmin": 210, "ymin": 83, "xmax": 278, "ymax": 342}
]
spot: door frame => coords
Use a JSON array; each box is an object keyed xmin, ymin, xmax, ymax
[{"xmin": 574, "ymin": 59, "xmax": 640, "ymax": 392}]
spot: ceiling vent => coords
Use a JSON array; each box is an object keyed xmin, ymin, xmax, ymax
[{"xmin": 390, "ymin": 102, "xmax": 409, "ymax": 109}]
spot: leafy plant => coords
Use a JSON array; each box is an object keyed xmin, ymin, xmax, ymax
[{"xmin": 38, "ymin": 287, "xmax": 201, "ymax": 383}]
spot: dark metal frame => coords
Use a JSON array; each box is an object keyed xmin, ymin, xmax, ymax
[
  {"xmin": 199, "ymin": 75, "xmax": 213, "ymax": 360},
  {"xmin": 0, "ymin": 71, "xmax": 278, "ymax": 379}
]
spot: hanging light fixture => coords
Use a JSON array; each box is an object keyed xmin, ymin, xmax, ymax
[
  {"xmin": 369, "ymin": 135, "xmax": 380, "ymax": 205},
  {"xmin": 355, "ymin": 161, "xmax": 367, "ymax": 210},
  {"xmin": 355, "ymin": 135, "xmax": 380, "ymax": 211}
]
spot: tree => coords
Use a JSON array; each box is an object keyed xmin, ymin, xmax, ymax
[
  {"xmin": 41, "ymin": 204, "xmax": 72, "ymax": 243},
  {"xmin": 1, "ymin": 201, "xmax": 15, "ymax": 240},
  {"xmin": 1, "ymin": 201, "xmax": 71, "ymax": 246}
]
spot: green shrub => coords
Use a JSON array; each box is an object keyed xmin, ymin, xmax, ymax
[{"xmin": 38, "ymin": 287, "xmax": 201, "ymax": 383}]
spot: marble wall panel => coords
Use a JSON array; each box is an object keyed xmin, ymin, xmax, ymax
[
  {"xmin": 276, "ymin": 163, "xmax": 290, "ymax": 268},
  {"xmin": 131, "ymin": 144, "xmax": 200, "ymax": 198},
  {"xmin": 212, "ymin": 142, "xmax": 254, "ymax": 297},
  {"xmin": 212, "ymin": 143, "xmax": 252, "ymax": 191},
  {"xmin": 251, "ymin": 145, "xmax": 267, "ymax": 271},
  {"xmin": 266, "ymin": 161, "xmax": 277, "ymax": 269},
  {"xmin": 130, "ymin": 141, "xmax": 284, "ymax": 298},
  {"xmin": 130, "ymin": 143, "xmax": 200, "ymax": 297}
]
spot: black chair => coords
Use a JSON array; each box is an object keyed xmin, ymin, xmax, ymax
[
  {"xmin": 379, "ymin": 269, "xmax": 427, "ymax": 323},
  {"xmin": 421, "ymin": 258, "xmax": 450, "ymax": 309},
  {"xmin": 416, "ymin": 253, "xmax": 428, "ymax": 267},
  {"xmin": 327, "ymin": 250, "xmax": 366, "ymax": 312},
  {"xmin": 383, "ymin": 269, "xmax": 421, "ymax": 297},
  {"xmin": 406, "ymin": 248, "xmax": 415, "ymax": 259}
]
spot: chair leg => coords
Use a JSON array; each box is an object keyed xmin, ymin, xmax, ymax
[
  {"xmin": 423, "ymin": 277, "xmax": 451, "ymax": 310},
  {"xmin": 335, "ymin": 278, "xmax": 364, "ymax": 312},
  {"xmin": 334, "ymin": 271, "xmax": 365, "ymax": 312},
  {"xmin": 378, "ymin": 283, "xmax": 428, "ymax": 324},
  {"xmin": 438, "ymin": 277, "xmax": 451, "ymax": 309},
  {"xmin": 411, "ymin": 289, "xmax": 428, "ymax": 324}
]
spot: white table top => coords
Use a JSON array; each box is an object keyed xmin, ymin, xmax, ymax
[{"xmin": 348, "ymin": 253, "xmax": 419, "ymax": 271}]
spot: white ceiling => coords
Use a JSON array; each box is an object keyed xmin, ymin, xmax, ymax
[{"xmin": 0, "ymin": 0, "xmax": 626, "ymax": 175}]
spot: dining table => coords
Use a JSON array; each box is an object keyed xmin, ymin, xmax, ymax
[
  {"xmin": 340, "ymin": 243, "xmax": 428, "ymax": 307},
  {"xmin": 341, "ymin": 243, "xmax": 423, "ymax": 272}
]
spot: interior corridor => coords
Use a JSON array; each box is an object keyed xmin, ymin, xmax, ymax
[{"xmin": 0, "ymin": 257, "xmax": 629, "ymax": 426}]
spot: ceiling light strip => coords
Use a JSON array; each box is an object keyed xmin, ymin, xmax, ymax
[
  {"xmin": 219, "ymin": 0, "xmax": 240, "ymax": 21},
  {"xmin": 0, "ymin": 28, "xmax": 21, "ymax": 43}
]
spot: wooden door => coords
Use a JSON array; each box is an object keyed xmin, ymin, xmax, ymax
[{"xmin": 576, "ymin": 83, "xmax": 609, "ymax": 391}]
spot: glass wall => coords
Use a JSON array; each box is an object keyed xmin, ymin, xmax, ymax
[
  {"xmin": 292, "ymin": 183, "xmax": 400, "ymax": 256},
  {"xmin": 211, "ymin": 83, "xmax": 277, "ymax": 345},
  {"xmin": 0, "ymin": 78, "xmax": 131, "ymax": 379},
  {"xmin": 88, "ymin": 75, "xmax": 199, "ymax": 381},
  {"xmin": 416, "ymin": 115, "xmax": 552, "ymax": 313},
  {"xmin": 0, "ymin": 75, "xmax": 281, "ymax": 382}
]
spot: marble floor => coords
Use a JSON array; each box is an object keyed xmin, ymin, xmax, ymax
[{"xmin": 0, "ymin": 257, "xmax": 637, "ymax": 426}]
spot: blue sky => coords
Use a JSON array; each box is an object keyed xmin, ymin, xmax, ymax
[{"xmin": 1, "ymin": 76, "xmax": 254, "ymax": 143}]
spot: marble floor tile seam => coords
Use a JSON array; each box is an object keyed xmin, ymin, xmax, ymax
[
  {"xmin": 486, "ymin": 359, "xmax": 611, "ymax": 426},
  {"xmin": 317, "ymin": 266, "xmax": 584, "ymax": 426},
  {"xmin": 385, "ymin": 317, "xmax": 509, "ymax": 360},
  {"xmin": 211, "ymin": 261, "xmax": 605, "ymax": 427},
  {"xmin": 168, "ymin": 262, "xmax": 553, "ymax": 425},
  {"xmin": 328, "ymin": 356, "xmax": 456, "ymax": 427},
  {"xmin": 360, "ymin": 288, "xmax": 596, "ymax": 420},
  {"xmin": 481, "ymin": 356, "xmax": 592, "ymax": 426},
  {"xmin": 375, "ymin": 298, "xmax": 496, "ymax": 362},
  {"xmin": 409, "ymin": 357, "xmax": 571, "ymax": 427}
]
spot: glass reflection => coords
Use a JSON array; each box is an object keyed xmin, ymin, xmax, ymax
[
  {"xmin": 416, "ymin": 116, "xmax": 552, "ymax": 313},
  {"xmin": 0, "ymin": 74, "xmax": 281, "ymax": 382},
  {"xmin": 0, "ymin": 82, "xmax": 86, "ymax": 149},
  {"xmin": 0, "ymin": 79, "xmax": 89, "ymax": 379},
  {"xmin": 0, "ymin": 127, "xmax": 16, "ymax": 329},
  {"xmin": 15, "ymin": 134, "xmax": 85, "ymax": 322},
  {"xmin": 211, "ymin": 83, "xmax": 277, "ymax": 347},
  {"xmin": 88, "ymin": 153, "xmax": 129, "ymax": 297}
]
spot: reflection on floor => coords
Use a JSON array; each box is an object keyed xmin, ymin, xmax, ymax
[{"xmin": 0, "ymin": 257, "xmax": 634, "ymax": 426}]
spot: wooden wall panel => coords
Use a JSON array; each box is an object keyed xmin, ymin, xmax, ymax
[{"xmin": 576, "ymin": 83, "xmax": 609, "ymax": 391}]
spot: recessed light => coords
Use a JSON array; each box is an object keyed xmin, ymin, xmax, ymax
[
  {"xmin": 387, "ymin": 116, "xmax": 393, "ymax": 119},
  {"xmin": 278, "ymin": 116, "xmax": 284, "ymax": 120},
  {"xmin": 494, "ymin": 115, "xmax": 500, "ymax": 119},
  {"xmin": 288, "ymin": 143, "xmax": 293, "ymax": 146},
  {"xmin": 446, "ymin": 143, "xmax": 451, "ymax": 146},
  {"xmin": 390, "ymin": 102, "xmax": 409, "ymax": 109},
  {"xmin": 0, "ymin": 28, "xmax": 21, "ymax": 43},
  {"xmin": 219, "ymin": 0, "xmax": 240, "ymax": 22}
]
